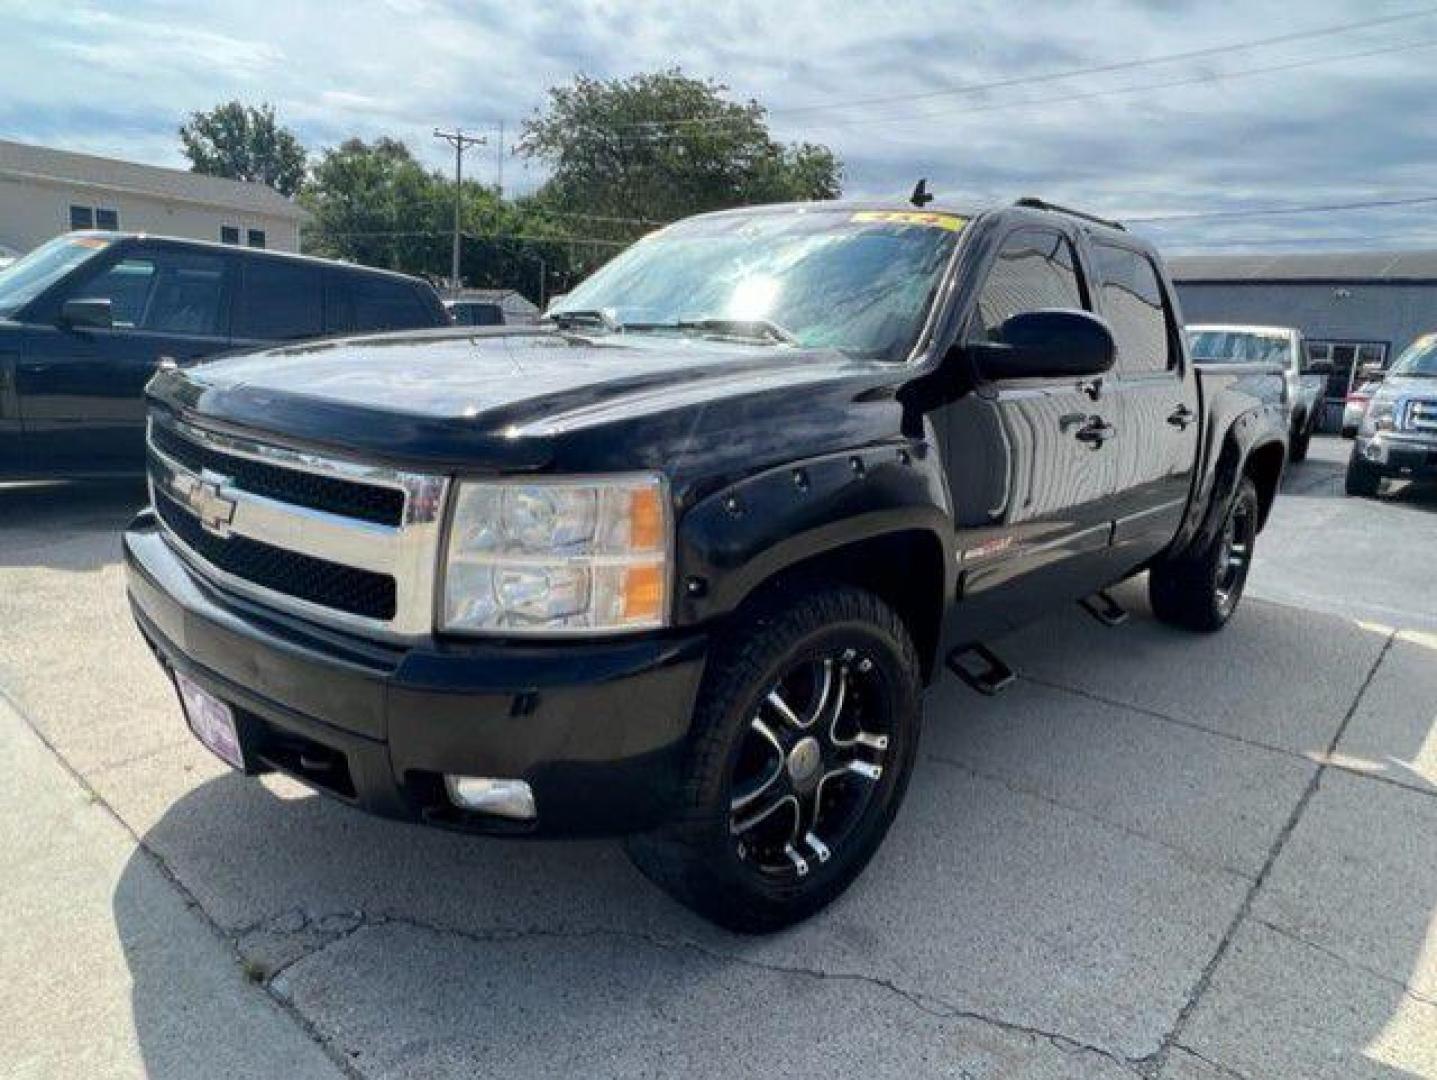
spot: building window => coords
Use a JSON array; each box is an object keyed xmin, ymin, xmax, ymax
[
  {"xmin": 219, "ymin": 225, "xmax": 240, "ymax": 245},
  {"xmin": 246, "ymin": 228, "xmax": 266, "ymax": 249},
  {"xmin": 94, "ymin": 208, "xmax": 119, "ymax": 231},
  {"xmin": 69, "ymin": 205, "xmax": 94, "ymax": 230}
]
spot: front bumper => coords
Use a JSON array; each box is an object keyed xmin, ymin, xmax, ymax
[
  {"xmin": 124, "ymin": 512, "xmax": 709, "ymax": 836},
  {"xmin": 1353, "ymin": 433, "xmax": 1437, "ymax": 480}
]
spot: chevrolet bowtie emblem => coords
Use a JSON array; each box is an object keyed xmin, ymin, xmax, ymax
[{"xmin": 171, "ymin": 472, "xmax": 237, "ymax": 537}]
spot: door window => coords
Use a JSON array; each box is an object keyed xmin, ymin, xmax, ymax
[
  {"xmin": 348, "ymin": 276, "xmax": 432, "ymax": 332},
  {"xmin": 236, "ymin": 259, "xmax": 323, "ymax": 340},
  {"xmin": 974, "ymin": 229, "xmax": 1085, "ymax": 340},
  {"xmin": 74, "ymin": 251, "xmax": 228, "ymax": 335},
  {"xmin": 1092, "ymin": 244, "xmax": 1173, "ymax": 375}
]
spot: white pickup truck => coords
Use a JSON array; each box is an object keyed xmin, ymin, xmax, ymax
[{"xmin": 1187, "ymin": 324, "xmax": 1330, "ymax": 461}]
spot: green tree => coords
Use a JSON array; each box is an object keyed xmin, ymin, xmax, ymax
[
  {"xmin": 179, "ymin": 101, "xmax": 307, "ymax": 197},
  {"xmin": 300, "ymin": 137, "xmax": 582, "ymax": 300},
  {"xmin": 518, "ymin": 69, "xmax": 842, "ymax": 242}
]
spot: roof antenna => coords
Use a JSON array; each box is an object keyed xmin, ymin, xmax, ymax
[{"xmin": 910, "ymin": 179, "xmax": 934, "ymax": 208}]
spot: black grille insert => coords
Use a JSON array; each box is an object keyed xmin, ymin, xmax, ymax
[
  {"xmin": 150, "ymin": 423, "xmax": 405, "ymax": 527},
  {"xmin": 155, "ymin": 489, "xmax": 397, "ymax": 620}
]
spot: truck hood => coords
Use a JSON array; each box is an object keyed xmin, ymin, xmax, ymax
[{"xmin": 148, "ymin": 327, "xmax": 912, "ymax": 480}]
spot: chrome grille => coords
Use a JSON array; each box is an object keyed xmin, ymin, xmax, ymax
[
  {"xmin": 146, "ymin": 414, "xmax": 448, "ymax": 639},
  {"xmin": 1405, "ymin": 399, "xmax": 1437, "ymax": 433}
]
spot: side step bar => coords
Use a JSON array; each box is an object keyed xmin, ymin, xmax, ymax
[
  {"xmin": 1080, "ymin": 589, "xmax": 1128, "ymax": 627},
  {"xmin": 946, "ymin": 644, "xmax": 1017, "ymax": 696}
]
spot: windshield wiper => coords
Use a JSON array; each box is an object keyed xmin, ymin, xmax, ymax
[
  {"xmin": 543, "ymin": 308, "xmax": 622, "ymax": 333},
  {"xmin": 672, "ymin": 317, "xmax": 800, "ymax": 346}
]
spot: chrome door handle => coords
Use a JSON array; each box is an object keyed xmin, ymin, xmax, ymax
[
  {"xmin": 1074, "ymin": 418, "xmax": 1116, "ymax": 447},
  {"xmin": 1167, "ymin": 405, "xmax": 1195, "ymax": 429}
]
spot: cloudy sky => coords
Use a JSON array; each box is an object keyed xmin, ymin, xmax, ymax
[{"xmin": 2, "ymin": 0, "xmax": 1435, "ymax": 251}]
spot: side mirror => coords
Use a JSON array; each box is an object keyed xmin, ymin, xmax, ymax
[
  {"xmin": 1303, "ymin": 358, "xmax": 1333, "ymax": 376},
  {"xmin": 970, "ymin": 309, "xmax": 1115, "ymax": 381},
  {"xmin": 59, "ymin": 297, "xmax": 113, "ymax": 329}
]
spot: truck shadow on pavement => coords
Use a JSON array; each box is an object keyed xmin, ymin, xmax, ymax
[
  {"xmin": 108, "ymin": 581, "xmax": 1437, "ymax": 1078},
  {"xmin": 0, "ymin": 480, "xmax": 146, "ymax": 571}
]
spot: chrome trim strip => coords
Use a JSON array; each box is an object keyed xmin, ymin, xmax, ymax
[{"xmin": 147, "ymin": 416, "xmax": 449, "ymax": 640}]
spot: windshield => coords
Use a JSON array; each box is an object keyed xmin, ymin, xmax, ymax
[
  {"xmin": 1389, "ymin": 334, "xmax": 1437, "ymax": 377},
  {"xmin": 550, "ymin": 209, "xmax": 964, "ymax": 360},
  {"xmin": 0, "ymin": 234, "xmax": 113, "ymax": 318},
  {"xmin": 1187, "ymin": 328, "xmax": 1292, "ymax": 365}
]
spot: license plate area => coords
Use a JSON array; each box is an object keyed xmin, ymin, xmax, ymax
[{"xmin": 175, "ymin": 672, "xmax": 246, "ymax": 770}]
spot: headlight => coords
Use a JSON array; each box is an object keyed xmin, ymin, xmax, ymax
[
  {"xmin": 1361, "ymin": 397, "xmax": 1398, "ymax": 435},
  {"xmin": 441, "ymin": 475, "xmax": 670, "ymax": 635}
]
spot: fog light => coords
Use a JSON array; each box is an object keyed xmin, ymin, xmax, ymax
[
  {"xmin": 1363, "ymin": 441, "xmax": 1388, "ymax": 463},
  {"xmin": 444, "ymin": 776, "xmax": 537, "ymax": 820}
]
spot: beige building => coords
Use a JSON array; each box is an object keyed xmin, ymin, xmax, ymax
[{"xmin": 0, "ymin": 138, "xmax": 307, "ymax": 254}]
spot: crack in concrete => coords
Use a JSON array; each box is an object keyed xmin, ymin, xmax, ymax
[
  {"xmin": 0, "ymin": 684, "xmax": 373, "ymax": 1080},
  {"xmin": 1134, "ymin": 630, "xmax": 1398, "ymax": 1079},
  {"xmin": 925, "ymin": 751, "xmax": 1257, "ymax": 884},
  {"xmin": 1252, "ymin": 917, "xmax": 1437, "ymax": 1010},
  {"xmin": 269, "ymin": 911, "xmax": 1147, "ymax": 1077},
  {"xmin": 1169, "ymin": 1043, "xmax": 1254, "ymax": 1080}
]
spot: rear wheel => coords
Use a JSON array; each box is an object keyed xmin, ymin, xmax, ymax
[
  {"xmin": 1345, "ymin": 455, "xmax": 1382, "ymax": 497},
  {"xmin": 1289, "ymin": 424, "xmax": 1310, "ymax": 463},
  {"xmin": 1150, "ymin": 476, "xmax": 1259, "ymax": 632},
  {"xmin": 625, "ymin": 585, "xmax": 922, "ymax": 933}
]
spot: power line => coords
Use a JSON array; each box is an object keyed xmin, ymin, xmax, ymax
[
  {"xmin": 608, "ymin": 6, "xmax": 1437, "ymax": 130},
  {"xmin": 1130, "ymin": 194, "xmax": 1437, "ymax": 225},
  {"xmin": 767, "ymin": 34, "xmax": 1437, "ymax": 131}
]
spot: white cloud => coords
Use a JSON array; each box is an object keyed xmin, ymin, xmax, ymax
[{"xmin": 1, "ymin": 0, "xmax": 1433, "ymax": 249}]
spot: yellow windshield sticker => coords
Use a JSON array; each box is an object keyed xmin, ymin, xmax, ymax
[{"xmin": 850, "ymin": 210, "xmax": 966, "ymax": 231}]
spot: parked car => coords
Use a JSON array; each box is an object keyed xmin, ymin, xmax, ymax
[
  {"xmin": 1346, "ymin": 332, "xmax": 1437, "ymax": 496},
  {"xmin": 444, "ymin": 298, "xmax": 505, "ymax": 327},
  {"xmin": 0, "ymin": 232, "xmax": 448, "ymax": 479},
  {"xmin": 124, "ymin": 198, "xmax": 1289, "ymax": 931},
  {"xmin": 1187, "ymin": 324, "xmax": 1327, "ymax": 461}
]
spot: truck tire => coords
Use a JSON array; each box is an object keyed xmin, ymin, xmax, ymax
[
  {"xmin": 625, "ymin": 585, "xmax": 922, "ymax": 933},
  {"xmin": 1345, "ymin": 455, "xmax": 1382, "ymax": 497},
  {"xmin": 1149, "ymin": 476, "xmax": 1259, "ymax": 632},
  {"xmin": 1289, "ymin": 424, "xmax": 1310, "ymax": 463}
]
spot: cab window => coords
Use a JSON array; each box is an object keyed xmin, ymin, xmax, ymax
[
  {"xmin": 73, "ymin": 251, "xmax": 228, "ymax": 336},
  {"xmin": 974, "ymin": 228, "xmax": 1086, "ymax": 340},
  {"xmin": 236, "ymin": 258, "xmax": 323, "ymax": 340},
  {"xmin": 1092, "ymin": 244, "xmax": 1174, "ymax": 376}
]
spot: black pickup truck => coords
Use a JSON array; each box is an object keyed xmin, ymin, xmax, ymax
[{"xmin": 124, "ymin": 198, "xmax": 1289, "ymax": 931}]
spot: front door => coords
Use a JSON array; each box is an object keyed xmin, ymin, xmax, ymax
[
  {"xmin": 943, "ymin": 226, "xmax": 1123, "ymax": 640},
  {"xmin": 1089, "ymin": 241, "xmax": 1199, "ymax": 565},
  {"xmin": 16, "ymin": 245, "xmax": 232, "ymax": 473}
]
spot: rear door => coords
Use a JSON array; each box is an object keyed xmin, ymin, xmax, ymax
[
  {"xmin": 1091, "ymin": 241, "xmax": 1198, "ymax": 566},
  {"xmin": 943, "ymin": 225, "xmax": 1123, "ymax": 634},
  {"xmin": 16, "ymin": 243, "xmax": 232, "ymax": 472}
]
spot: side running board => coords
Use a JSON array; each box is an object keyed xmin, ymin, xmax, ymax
[
  {"xmin": 946, "ymin": 644, "xmax": 1017, "ymax": 696},
  {"xmin": 1080, "ymin": 589, "xmax": 1128, "ymax": 627}
]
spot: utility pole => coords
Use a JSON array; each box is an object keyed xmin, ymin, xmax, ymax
[
  {"xmin": 433, "ymin": 127, "xmax": 486, "ymax": 296},
  {"xmin": 496, "ymin": 121, "xmax": 505, "ymax": 198}
]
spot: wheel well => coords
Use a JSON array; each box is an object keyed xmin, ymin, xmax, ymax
[
  {"xmin": 1244, "ymin": 441, "xmax": 1285, "ymax": 531},
  {"xmin": 739, "ymin": 530, "xmax": 947, "ymax": 683}
]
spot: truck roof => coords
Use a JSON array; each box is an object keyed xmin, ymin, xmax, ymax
[
  {"xmin": 683, "ymin": 196, "xmax": 1135, "ymax": 243},
  {"xmin": 69, "ymin": 231, "xmax": 430, "ymax": 285}
]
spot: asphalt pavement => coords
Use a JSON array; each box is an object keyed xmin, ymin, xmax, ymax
[{"xmin": 1, "ymin": 435, "xmax": 1434, "ymax": 1079}]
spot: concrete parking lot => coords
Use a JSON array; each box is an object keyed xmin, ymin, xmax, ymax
[{"xmin": 2, "ymin": 434, "xmax": 1434, "ymax": 1079}]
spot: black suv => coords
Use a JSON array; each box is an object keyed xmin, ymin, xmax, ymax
[
  {"xmin": 0, "ymin": 232, "xmax": 447, "ymax": 478},
  {"xmin": 125, "ymin": 199, "xmax": 1290, "ymax": 931}
]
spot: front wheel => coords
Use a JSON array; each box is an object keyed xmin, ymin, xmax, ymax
[
  {"xmin": 1345, "ymin": 455, "xmax": 1382, "ymax": 497},
  {"xmin": 1150, "ymin": 476, "xmax": 1259, "ymax": 632},
  {"xmin": 625, "ymin": 585, "xmax": 922, "ymax": 933}
]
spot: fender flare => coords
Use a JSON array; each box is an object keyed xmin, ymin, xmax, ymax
[{"xmin": 673, "ymin": 441, "xmax": 956, "ymax": 626}]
